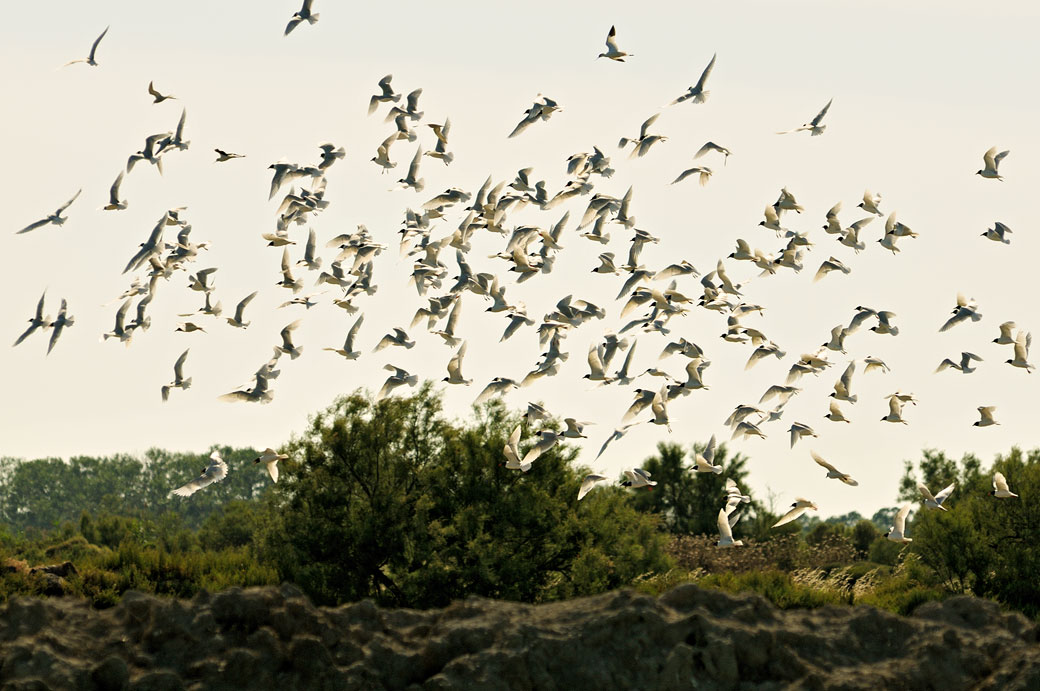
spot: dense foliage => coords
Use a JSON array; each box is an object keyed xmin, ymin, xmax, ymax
[
  {"xmin": 0, "ymin": 387, "xmax": 1038, "ymax": 619},
  {"xmin": 255, "ymin": 385, "xmax": 670, "ymax": 607}
]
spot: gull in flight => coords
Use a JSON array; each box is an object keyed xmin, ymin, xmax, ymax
[
  {"xmin": 939, "ymin": 293, "xmax": 982, "ymax": 332},
  {"xmin": 857, "ymin": 190, "xmax": 883, "ymax": 217},
  {"xmin": 884, "ymin": 505, "xmax": 913, "ymax": 543},
  {"xmin": 724, "ymin": 479, "xmax": 751, "ymax": 518},
  {"xmin": 13, "ymin": 291, "xmax": 50, "ymax": 347},
  {"xmin": 377, "ymin": 365, "xmax": 419, "ymax": 400},
  {"xmin": 717, "ymin": 508, "xmax": 744, "ymax": 548},
  {"xmin": 772, "ymin": 498, "xmax": 818, "ymax": 528},
  {"xmin": 598, "ymin": 25, "xmax": 632, "ymax": 61},
  {"xmin": 225, "ymin": 291, "xmax": 258, "ymax": 329},
  {"xmin": 578, "ymin": 474, "xmax": 609, "ymax": 501},
  {"xmin": 777, "ymin": 98, "xmax": 832, "ymax": 136},
  {"xmin": 147, "ymin": 81, "xmax": 176, "ymax": 104},
  {"xmin": 1006, "ymin": 330, "xmax": 1034, "ymax": 372},
  {"xmin": 276, "ymin": 319, "xmax": 304, "ymax": 359},
  {"xmin": 935, "ymin": 351, "xmax": 982, "ymax": 374},
  {"xmin": 621, "ymin": 468, "xmax": 657, "ymax": 489},
  {"xmin": 63, "ymin": 26, "xmax": 109, "ymax": 67},
  {"xmin": 368, "ymin": 74, "xmax": 401, "ymax": 115},
  {"xmin": 595, "ymin": 421, "xmax": 644, "ymax": 460},
  {"xmin": 170, "ymin": 451, "xmax": 228, "ymax": 497},
  {"xmin": 214, "ymin": 148, "xmax": 246, "ymax": 162},
  {"xmin": 672, "ymin": 165, "xmax": 712, "ymax": 186},
  {"xmin": 396, "ymin": 147, "xmax": 425, "ymax": 192},
  {"xmin": 991, "ymin": 472, "xmax": 1018, "ymax": 498},
  {"xmin": 324, "ymin": 314, "xmax": 363, "ymax": 360},
  {"xmin": 788, "ymin": 422, "xmax": 818, "ymax": 448},
  {"xmin": 285, "ymin": 0, "xmax": 319, "ymax": 35},
  {"xmin": 982, "ymin": 221, "xmax": 1012, "ymax": 244},
  {"xmin": 16, "ymin": 189, "xmax": 81, "ymax": 234},
  {"xmin": 880, "ymin": 396, "xmax": 908, "ymax": 424},
  {"xmin": 863, "ymin": 356, "xmax": 890, "ymax": 374},
  {"xmin": 102, "ymin": 172, "xmax": 128, "ymax": 211},
  {"xmin": 502, "ymin": 425, "xmax": 524, "ymax": 470},
  {"xmin": 824, "ymin": 400, "xmax": 849, "ymax": 423},
  {"xmin": 668, "ymin": 53, "xmax": 716, "ymax": 105},
  {"xmin": 810, "ymin": 451, "xmax": 858, "ymax": 486},
  {"xmin": 101, "ymin": 299, "xmax": 134, "ymax": 346},
  {"xmin": 692, "ymin": 434, "xmax": 722, "ymax": 474},
  {"xmin": 443, "ymin": 342, "xmax": 472, "ymax": 385},
  {"xmin": 974, "ymin": 406, "xmax": 999, "ymax": 427},
  {"xmin": 694, "ymin": 141, "xmax": 731, "ymax": 165},
  {"xmin": 618, "ymin": 113, "xmax": 667, "ymax": 158},
  {"xmin": 976, "ymin": 146, "xmax": 1009, "ymax": 180},
  {"xmin": 508, "ymin": 95, "xmax": 562, "ymax": 138},
  {"xmin": 161, "ymin": 349, "xmax": 192, "ymax": 402},
  {"xmin": 918, "ymin": 481, "xmax": 955, "ymax": 510},
  {"xmin": 47, "ymin": 299, "xmax": 74, "ymax": 354},
  {"xmin": 254, "ymin": 448, "xmax": 287, "ymax": 483}
]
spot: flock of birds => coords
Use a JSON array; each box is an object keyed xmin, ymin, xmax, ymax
[{"xmin": 12, "ymin": 14, "xmax": 1031, "ymax": 546}]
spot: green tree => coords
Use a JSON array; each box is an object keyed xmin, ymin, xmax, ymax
[
  {"xmin": 904, "ymin": 447, "xmax": 1040, "ymax": 615},
  {"xmin": 630, "ymin": 439, "xmax": 758, "ymax": 537},
  {"xmin": 256, "ymin": 385, "xmax": 669, "ymax": 607}
]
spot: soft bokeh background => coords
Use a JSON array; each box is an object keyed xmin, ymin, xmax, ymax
[{"xmin": 2, "ymin": 0, "xmax": 1037, "ymax": 517}]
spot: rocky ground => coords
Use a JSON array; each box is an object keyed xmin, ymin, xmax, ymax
[{"xmin": 0, "ymin": 584, "xmax": 1037, "ymax": 690}]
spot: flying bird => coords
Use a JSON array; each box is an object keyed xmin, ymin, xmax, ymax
[
  {"xmin": 578, "ymin": 474, "xmax": 609, "ymax": 501},
  {"xmin": 974, "ymin": 406, "xmax": 999, "ymax": 427},
  {"xmin": 508, "ymin": 95, "xmax": 562, "ymax": 138},
  {"xmin": 13, "ymin": 292, "xmax": 50, "ymax": 347},
  {"xmin": 939, "ymin": 293, "xmax": 982, "ymax": 332},
  {"xmin": 976, "ymin": 146, "xmax": 1009, "ymax": 180},
  {"xmin": 692, "ymin": 434, "xmax": 722, "ymax": 474},
  {"xmin": 102, "ymin": 172, "xmax": 128, "ymax": 211},
  {"xmin": 214, "ymin": 149, "xmax": 246, "ymax": 162},
  {"xmin": 884, "ymin": 505, "xmax": 913, "ymax": 543},
  {"xmin": 285, "ymin": 0, "xmax": 319, "ymax": 35},
  {"xmin": 991, "ymin": 472, "xmax": 1018, "ymax": 498},
  {"xmin": 598, "ymin": 25, "xmax": 632, "ymax": 61},
  {"xmin": 935, "ymin": 352, "xmax": 982, "ymax": 374},
  {"xmin": 324, "ymin": 314, "xmax": 363, "ymax": 360},
  {"xmin": 810, "ymin": 451, "xmax": 858, "ymax": 486},
  {"xmin": 46, "ymin": 299, "xmax": 74, "ymax": 354},
  {"xmin": 161, "ymin": 349, "xmax": 192, "ymax": 402},
  {"xmin": 777, "ymin": 98, "xmax": 833, "ymax": 136},
  {"xmin": 716, "ymin": 508, "xmax": 744, "ymax": 548},
  {"xmin": 254, "ymin": 448, "xmax": 287, "ymax": 483},
  {"xmin": 668, "ymin": 53, "xmax": 716, "ymax": 105},
  {"xmin": 621, "ymin": 468, "xmax": 657, "ymax": 489},
  {"xmin": 772, "ymin": 498, "xmax": 818, "ymax": 528},
  {"xmin": 377, "ymin": 365, "xmax": 419, "ymax": 400},
  {"xmin": 170, "ymin": 451, "xmax": 228, "ymax": 497},
  {"xmin": 225, "ymin": 291, "xmax": 258, "ymax": 329},
  {"xmin": 368, "ymin": 74, "xmax": 401, "ymax": 115},
  {"xmin": 63, "ymin": 26, "xmax": 109, "ymax": 67},
  {"xmin": 147, "ymin": 81, "xmax": 176, "ymax": 103},
  {"xmin": 1006, "ymin": 330, "xmax": 1034, "ymax": 372},
  {"xmin": 16, "ymin": 189, "xmax": 82, "ymax": 234},
  {"xmin": 918, "ymin": 482, "xmax": 955, "ymax": 510}
]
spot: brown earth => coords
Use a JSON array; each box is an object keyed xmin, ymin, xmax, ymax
[{"xmin": 0, "ymin": 584, "xmax": 1037, "ymax": 690}]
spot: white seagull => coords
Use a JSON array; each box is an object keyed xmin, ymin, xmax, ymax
[
  {"xmin": 170, "ymin": 451, "xmax": 228, "ymax": 497},
  {"xmin": 918, "ymin": 482, "xmax": 955, "ymax": 510},
  {"xmin": 254, "ymin": 448, "xmax": 287, "ymax": 483},
  {"xmin": 777, "ymin": 98, "xmax": 832, "ymax": 136},
  {"xmin": 884, "ymin": 504, "xmax": 913, "ymax": 543},
  {"xmin": 991, "ymin": 472, "xmax": 1018, "ymax": 499},
  {"xmin": 810, "ymin": 451, "xmax": 858, "ymax": 486}
]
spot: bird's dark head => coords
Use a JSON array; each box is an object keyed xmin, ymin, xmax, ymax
[
  {"xmin": 1005, "ymin": 358, "xmax": 1013, "ymax": 365},
  {"xmin": 989, "ymin": 489, "xmax": 996, "ymax": 496},
  {"xmin": 975, "ymin": 170, "xmax": 983, "ymax": 176},
  {"xmin": 883, "ymin": 529, "xmax": 891, "ymax": 538}
]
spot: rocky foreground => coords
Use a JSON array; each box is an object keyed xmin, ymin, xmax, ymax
[{"xmin": 0, "ymin": 584, "xmax": 1037, "ymax": 690}]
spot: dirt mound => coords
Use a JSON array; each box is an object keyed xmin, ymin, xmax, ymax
[{"xmin": 0, "ymin": 584, "xmax": 1036, "ymax": 690}]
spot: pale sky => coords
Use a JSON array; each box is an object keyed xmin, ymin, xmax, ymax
[{"xmin": 2, "ymin": 1, "xmax": 1038, "ymax": 518}]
